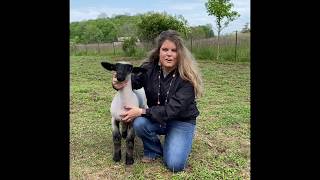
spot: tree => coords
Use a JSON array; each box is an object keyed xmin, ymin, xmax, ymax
[
  {"xmin": 190, "ymin": 24, "xmax": 215, "ymax": 39},
  {"xmin": 205, "ymin": 0, "xmax": 240, "ymax": 60},
  {"xmin": 96, "ymin": 19, "xmax": 117, "ymax": 42},
  {"xmin": 110, "ymin": 14, "xmax": 140, "ymax": 38},
  {"xmin": 82, "ymin": 23, "xmax": 103, "ymax": 54},
  {"xmin": 137, "ymin": 12, "xmax": 189, "ymax": 43},
  {"xmin": 203, "ymin": 24, "xmax": 215, "ymax": 38},
  {"xmin": 176, "ymin": 14, "xmax": 191, "ymax": 38},
  {"xmin": 70, "ymin": 21, "xmax": 87, "ymax": 44},
  {"xmin": 118, "ymin": 23, "xmax": 137, "ymax": 38}
]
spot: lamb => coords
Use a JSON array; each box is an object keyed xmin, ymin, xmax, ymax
[{"xmin": 101, "ymin": 61, "xmax": 147, "ymax": 165}]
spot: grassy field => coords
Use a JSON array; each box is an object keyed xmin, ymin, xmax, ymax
[{"xmin": 70, "ymin": 55, "xmax": 250, "ymax": 179}]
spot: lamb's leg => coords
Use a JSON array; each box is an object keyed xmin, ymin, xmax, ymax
[
  {"xmin": 112, "ymin": 117, "xmax": 121, "ymax": 162},
  {"xmin": 125, "ymin": 123, "xmax": 135, "ymax": 165},
  {"xmin": 121, "ymin": 121, "xmax": 128, "ymax": 139}
]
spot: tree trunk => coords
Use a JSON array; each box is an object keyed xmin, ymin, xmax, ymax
[
  {"xmin": 98, "ymin": 42, "xmax": 100, "ymax": 54},
  {"xmin": 217, "ymin": 30, "xmax": 220, "ymax": 61},
  {"xmin": 235, "ymin": 31, "xmax": 238, "ymax": 61},
  {"xmin": 74, "ymin": 44, "xmax": 77, "ymax": 55}
]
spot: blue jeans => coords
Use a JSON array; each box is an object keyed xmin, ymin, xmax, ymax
[{"xmin": 133, "ymin": 117, "xmax": 195, "ymax": 172}]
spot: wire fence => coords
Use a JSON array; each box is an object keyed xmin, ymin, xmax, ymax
[{"xmin": 70, "ymin": 32, "xmax": 250, "ymax": 61}]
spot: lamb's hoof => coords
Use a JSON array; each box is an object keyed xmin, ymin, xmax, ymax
[
  {"xmin": 113, "ymin": 152, "xmax": 121, "ymax": 162},
  {"xmin": 125, "ymin": 156, "xmax": 134, "ymax": 165}
]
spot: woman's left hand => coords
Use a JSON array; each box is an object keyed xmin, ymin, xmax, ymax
[{"xmin": 120, "ymin": 105, "xmax": 143, "ymax": 123}]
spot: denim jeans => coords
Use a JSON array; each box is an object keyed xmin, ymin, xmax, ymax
[{"xmin": 133, "ymin": 117, "xmax": 195, "ymax": 172}]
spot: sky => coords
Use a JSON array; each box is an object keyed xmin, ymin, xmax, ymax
[{"xmin": 70, "ymin": 0, "xmax": 250, "ymax": 35}]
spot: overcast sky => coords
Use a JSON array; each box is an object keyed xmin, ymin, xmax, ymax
[{"xmin": 70, "ymin": 0, "xmax": 250, "ymax": 34}]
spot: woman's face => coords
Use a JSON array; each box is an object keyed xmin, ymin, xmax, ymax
[{"xmin": 159, "ymin": 40, "xmax": 178, "ymax": 72}]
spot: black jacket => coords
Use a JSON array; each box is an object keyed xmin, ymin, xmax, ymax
[{"xmin": 132, "ymin": 61, "xmax": 199, "ymax": 125}]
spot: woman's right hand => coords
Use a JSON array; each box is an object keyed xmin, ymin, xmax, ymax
[{"xmin": 112, "ymin": 72, "xmax": 128, "ymax": 90}]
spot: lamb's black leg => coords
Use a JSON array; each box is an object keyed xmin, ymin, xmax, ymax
[
  {"xmin": 125, "ymin": 123, "xmax": 135, "ymax": 165},
  {"xmin": 112, "ymin": 117, "xmax": 121, "ymax": 162},
  {"xmin": 121, "ymin": 121, "xmax": 127, "ymax": 139}
]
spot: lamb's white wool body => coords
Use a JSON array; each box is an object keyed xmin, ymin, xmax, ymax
[{"xmin": 110, "ymin": 73, "xmax": 147, "ymax": 121}]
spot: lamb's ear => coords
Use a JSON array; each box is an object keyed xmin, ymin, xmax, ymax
[
  {"xmin": 132, "ymin": 67, "xmax": 147, "ymax": 74},
  {"xmin": 101, "ymin": 62, "xmax": 116, "ymax": 71}
]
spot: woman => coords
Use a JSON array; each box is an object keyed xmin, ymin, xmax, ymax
[{"xmin": 112, "ymin": 30, "xmax": 203, "ymax": 172}]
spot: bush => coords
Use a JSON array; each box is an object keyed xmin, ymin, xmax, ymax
[
  {"xmin": 137, "ymin": 12, "xmax": 189, "ymax": 42},
  {"xmin": 122, "ymin": 37, "xmax": 137, "ymax": 56}
]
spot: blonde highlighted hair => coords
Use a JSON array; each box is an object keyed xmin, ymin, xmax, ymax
[{"xmin": 142, "ymin": 30, "xmax": 203, "ymax": 98}]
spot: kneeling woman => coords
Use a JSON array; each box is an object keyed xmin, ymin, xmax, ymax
[{"xmin": 113, "ymin": 30, "xmax": 203, "ymax": 172}]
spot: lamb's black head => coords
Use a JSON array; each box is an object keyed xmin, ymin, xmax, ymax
[{"xmin": 101, "ymin": 61, "xmax": 147, "ymax": 82}]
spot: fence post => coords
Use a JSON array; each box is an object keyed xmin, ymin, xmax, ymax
[
  {"xmin": 85, "ymin": 44, "xmax": 88, "ymax": 55},
  {"xmin": 235, "ymin": 30, "xmax": 238, "ymax": 61},
  {"xmin": 113, "ymin": 41, "xmax": 115, "ymax": 55},
  {"xmin": 190, "ymin": 36, "xmax": 193, "ymax": 53}
]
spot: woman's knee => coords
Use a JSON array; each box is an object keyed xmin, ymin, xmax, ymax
[
  {"xmin": 164, "ymin": 151, "xmax": 187, "ymax": 172},
  {"xmin": 164, "ymin": 158, "xmax": 186, "ymax": 172}
]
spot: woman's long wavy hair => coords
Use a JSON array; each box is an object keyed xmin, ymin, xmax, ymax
[{"xmin": 142, "ymin": 30, "xmax": 203, "ymax": 98}]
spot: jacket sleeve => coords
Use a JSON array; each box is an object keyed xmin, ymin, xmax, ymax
[
  {"xmin": 131, "ymin": 72, "xmax": 145, "ymax": 90},
  {"xmin": 144, "ymin": 80, "xmax": 195, "ymax": 124}
]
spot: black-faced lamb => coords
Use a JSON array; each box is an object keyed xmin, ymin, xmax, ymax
[{"xmin": 101, "ymin": 61, "xmax": 147, "ymax": 165}]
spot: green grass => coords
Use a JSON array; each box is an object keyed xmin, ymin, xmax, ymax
[
  {"xmin": 70, "ymin": 55, "xmax": 250, "ymax": 179},
  {"xmin": 191, "ymin": 45, "xmax": 250, "ymax": 62}
]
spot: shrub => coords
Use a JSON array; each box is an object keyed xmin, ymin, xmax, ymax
[{"xmin": 122, "ymin": 37, "xmax": 137, "ymax": 56}]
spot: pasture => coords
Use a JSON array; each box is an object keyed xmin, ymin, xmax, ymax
[{"xmin": 70, "ymin": 55, "xmax": 250, "ymax": 179}]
